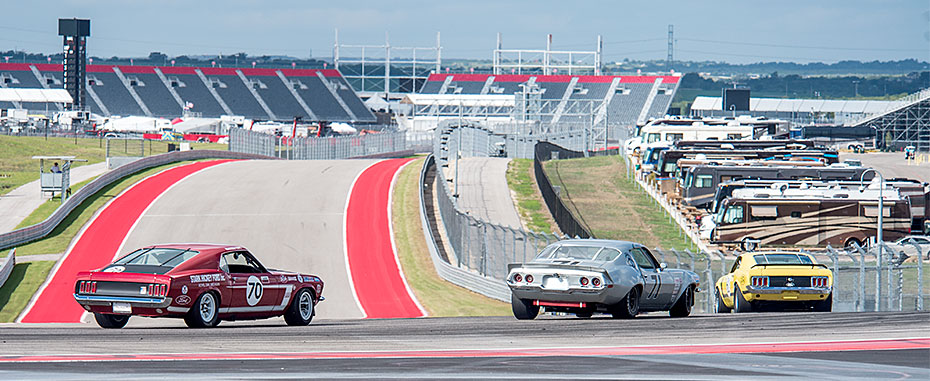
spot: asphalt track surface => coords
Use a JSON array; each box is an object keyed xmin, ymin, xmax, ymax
[
  {"xmin": 0, "ymin": 312, "xmax": 926, "ymax": 379},
  {"xmin": 451, "ymin": 157, "xmax": 523, "ymax": 229},
  {"xmin": 20, "ymin": 160, "xmax": 235, "ymax": 323},
  {"xmin": 840, "ymin": 152, "xmax": 930, "ymax": 183}
]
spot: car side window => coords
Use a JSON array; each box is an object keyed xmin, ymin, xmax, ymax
[
  {"xmin": 629, "ymin": 248, "xmax": 656, "ymax": 270},
  {"xmin": 222, "ymin": 251, "xmax": 266, "ymax": 274},
  {"xmin": 219, "ymin": 255, "xmax": 229, "ymax": 273},
  {"xmin": 730, "ymin": 257, "xmax": 741, "ymax": 273},
  {"xmin": 595, "ymin": 248, "xmax": 622, "ymax": 262}
]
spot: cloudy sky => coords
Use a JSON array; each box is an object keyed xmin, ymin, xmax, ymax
[{"xmin": 0, "ymin": 0, "xmax": 927, "ymax": 63}]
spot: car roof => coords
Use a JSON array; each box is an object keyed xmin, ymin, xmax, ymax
[{"xmin": 554, "ymin": 239, "xmax": 639, "ymax": 251}]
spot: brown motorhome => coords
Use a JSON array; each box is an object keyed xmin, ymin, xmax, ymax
[{"xmin": 711, "ymin": 194, "xmax": 911, "ymax": 249}]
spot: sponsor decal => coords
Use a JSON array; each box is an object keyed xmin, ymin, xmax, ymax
[
  {"xmin": 190, "ymin": 274, "xmax": 226, "ymax": 283},
  {"xmin": 260, "ymin": 276, "xmax": 269, "ymax": 283},
  {"xmin": 181, "ymin": 285, "xmax": 188, "ymax": 294},
  {"xmin": 304, "ymin": 276, "xmax": 320, "ymax": 283},
  {"xmin": 175, "ymin": 295, "xmax": 191, "ymax": 305},
  {"xmin": 286, "ymin": 276, "xmax": 298, "ymax": 282},
  {"xmin": 246, "ymin": 275, "xmax": 263, "ymax": 306},
  {"xmin": 139, "ymin": 286, "xmax": 147, "ymax": 295},
  {"xmin": 280, "ymin": 275, "xmax": 287, "ymax": 283},
  {"xmin": 103, "ymin": 266, "xmax": 125, "ymax": 273}
]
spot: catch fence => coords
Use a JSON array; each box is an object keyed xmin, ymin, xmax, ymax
[{"xmin": 229, "ymin": 128, "xmax": 408, "ymax": 159}]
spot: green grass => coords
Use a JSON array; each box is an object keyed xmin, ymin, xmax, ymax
[
  {"xmin": 13, "ymin": 176, "xmax": 98, "ymax": 230},
  {"xmin": 0, "ymin": 261, "xmax": 55, "ymax": 322},
  {"xmin": 543, "ymin": 155, "xmax": 694, "ymax": 250},
  {"xmin": 505, "ymin": 159, "xmax": 556, "ymax": 234},
  {"xmin": 8, "ymin": 160, "xmax": 206, "ymax": 257},
  {"xmin": 0, "ymin": 135, "xmax": 219, "ymax": 195},
  {"xmin": 392, "ymin": 158, "xmax": 510, "ymax": 316}
]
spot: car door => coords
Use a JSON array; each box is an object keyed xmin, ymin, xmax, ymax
[
  {"xmin": 641, "ymin": 247, "xmax": 681, "ymax": 309},
  {"xmin": 220, "ymin": 251, "xmax": 280, "ymax": 312},
  {"xmin": 629, "ymin": 247, "xmax": 662, "ymax": 309},
  {"xmin": 720, "ymin": 257, "xmax": 741, "ymax": 302}
]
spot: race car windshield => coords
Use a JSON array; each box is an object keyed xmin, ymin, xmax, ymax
[
  {"xmin": 536, "ymin": 245, "xmax": 604, "ymax": 261},
  {"xmin": 753, "ymin": 253, "xmax": 813, "ymax": 265},
  {"xmin": 114, "ymin": 248, "xmax": 200, "ymax": 268}
]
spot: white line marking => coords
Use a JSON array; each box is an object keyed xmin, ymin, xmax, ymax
[
  {"xmin": 342, "ymin": 160, "xmax": 381, "ymax": 319},
  {"xmin": 388, "ymin": 159, "xmax": 428, "ymax": 317}
]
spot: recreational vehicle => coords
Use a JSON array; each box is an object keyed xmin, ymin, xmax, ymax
[{"xmin": 654, "ymin": 149, "xmax": 839, "ymax": 178}]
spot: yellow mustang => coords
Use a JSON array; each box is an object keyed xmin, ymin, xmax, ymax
[{"xmin": 715, "ymin": 251, "xmax": 832, "ymax": 313}]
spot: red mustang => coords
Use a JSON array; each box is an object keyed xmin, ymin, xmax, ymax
[{"xmin": 74, "ymin": 243, "xmax": 324, "ymax": 328}]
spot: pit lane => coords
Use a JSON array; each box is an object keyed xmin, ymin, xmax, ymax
[{"xmin": 1, "ymin": 312, "xmax": 927, "ymax": 378}]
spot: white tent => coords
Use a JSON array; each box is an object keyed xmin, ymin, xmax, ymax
[{"xmin": 100, "ymin": 116, "xmax": 171, "ymax": 132}]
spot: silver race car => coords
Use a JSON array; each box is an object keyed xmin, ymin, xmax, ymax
[{"xmin": 507, "ymin": 239, "xmax": 700, "ymax": 319}]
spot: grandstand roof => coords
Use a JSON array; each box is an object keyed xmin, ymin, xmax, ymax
[
  {"xmin": 0, "ymin": 88, "xmax": 72, "ymax": 103},
  {"xmin": 691, "ymin": 96, "xmax": 894, "ymax": 114}
]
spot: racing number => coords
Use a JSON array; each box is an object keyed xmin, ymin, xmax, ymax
[{"xmin": 246, "ymin": 275, "xmax": 263, "ymax": 306}]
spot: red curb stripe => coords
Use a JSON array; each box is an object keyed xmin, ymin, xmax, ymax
[
  {"xmin": 20, "ymin": 160, "xmax": 235, "ymax": 323},
  {"xmin": 1, "ymin": 338, "xmax": 926, "ymax": 362},
  {"xmin": 345, "ymin": 158, "xmax": 424, "ymax": 319}
]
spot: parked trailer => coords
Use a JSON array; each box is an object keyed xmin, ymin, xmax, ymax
[
  {"xmin": 711, "ymin": 190, "xmax": 912, "ymax": 249},
  {"xmin": 672, "ymin": 139, "xmax": 817, "ymax": 150},
  {"xmin": 709, "ymin": 178, "xmax": 929, "ymax": 232},
  {"xmin": 654, "ymin": 149, "xmax": 840, "ymax": 178},
  {"xmin": 680, "ymin": 164, "xmax": 872, "ymax": 209}
]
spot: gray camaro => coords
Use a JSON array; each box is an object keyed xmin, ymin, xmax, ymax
[{"xmin": 507, "ymin": 239, "xmax": 701, "ymax": 319}]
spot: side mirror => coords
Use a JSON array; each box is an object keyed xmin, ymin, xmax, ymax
[{"xmin": 659, "ymin": 263, "xmax": 668, "ymax": 271}]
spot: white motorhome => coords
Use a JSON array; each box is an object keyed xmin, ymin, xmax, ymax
[{"xmin": 626, "ymin": 116, "xmax": 789, "ymax": 152}]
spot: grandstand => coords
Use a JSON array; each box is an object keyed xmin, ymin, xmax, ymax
[
  {"xmin": 852, "ymin": 88, "xmax": 930, "ymax": 151},
  {"xmin": 418, "ymin": 73, "xmax": 680, "ymax": 126},
  {"xmin": 0, "ymin": 63, "xmax": 376, "ymax": 123}
]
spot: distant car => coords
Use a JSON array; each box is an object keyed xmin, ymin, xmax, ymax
[
  {"xmin": 714, "ymin": 251, "xmax": 832, "ymax": 313},
  {"xmin": 885, "ymin": 236, "xmax": 930, "ymax": 260},
  {"xmin": 74, "ymin": 244, "xmax": 324, "ymax": 328},
  {"xmin": 103, "ymin": 132, "xmax": 120, "ymax": 139},
  {"xmin": 507, "ymin": 239, "xmax": 701, "ymax": 320},
  {"xmin": 904, "ymin": 145, "xmax": 916, "ymax": 160}
]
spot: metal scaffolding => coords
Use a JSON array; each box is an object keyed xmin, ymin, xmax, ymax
[
  {"xmin": 333, "ymin": 30, "xmax": 441, "ymax": 99},
  {"xmin": 493, "ymin": 33, "xmax": 602, "ymax": 76},
  {"xmin": 856, "ymin": 90, "xmax": 930, "ymax": 151}
]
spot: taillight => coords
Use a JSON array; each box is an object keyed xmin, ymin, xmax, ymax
[
  {"xmin": 751, "ymin": 276, "xmax": 769, "ymax": 287},
  {"xmin": 91, "ymin": 281, "xmax": 97, "ymax": 294},
  {"xmin": 148, "ymin": 283, "xmax": 168, "ymax": 296},
  {"xmin": 79, "ymin": 281, "xmax": 85, "ymax": 293},
  {"xmin": 812, "ymin": 277, "xmax": 828, "ymax": 288},
  {"xmin": 513, "ymin": 274, "xmax": 523, "ymax": 283},
  {"xmin": 580, "ymin": 277, "xmax": 589, "ymax": 286},
  {"xmin": 525, "ymin": 275, "xmax": 534, "ymax": 283},
  {"xmin": 592, "ymin": 278, "xmax": 601, "ymax": 287}
]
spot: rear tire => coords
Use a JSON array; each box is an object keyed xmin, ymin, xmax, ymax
[
  {"xmin": 611, "ymin": 287, "xmax": 640, "ymax": 319},
  {"xmin": 284, "ymin": 288, "xmax": 315, "ymax": 326},
  {"xmin": 814, "ymin": 294, "xmax": 833, "ymax": 312},
  {"xmin": 715, "ymin": 287, "xmax": 731, "ymax": 313},
  {"xmin": 733, "ymin": 284, "xmax": 752, "ymax": 313},
  {"xmin": 511, "ymin": 294, "xmax": 539, "ymax": 320},
  {"xmin": 669, "ymin": 286, "xmax": 694, "ymax": 317},
  {"xmin": 94, "ymin": 313, "xmax": 129, "ymax": 329},
  {"xmin": 185, "ymin": 292, "xmax": 220, "ymax": 328},
  {"xmin": 575, "ymin": 309, "xmax": 594, "ymax": 318}
]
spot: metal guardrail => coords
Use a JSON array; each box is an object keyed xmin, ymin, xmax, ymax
[
  {"xmin": 533, "ymin": 142, "xmax": 592, "ymax": 239},
  {"xmin": 0, "ymin": 150, "xmax": 276, "ymax": 251},
  {"xmin": 0, "ymin": 249, "xmax": 14, "ymax": 290},
  {"xmin": 229, "ymin": 128, "xmax": 408, "ymax": 160}
]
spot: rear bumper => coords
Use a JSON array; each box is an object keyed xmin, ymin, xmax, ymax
[
  {"xmin": 510, "ymin": 285, "xmax": 627, "ymax": 306},
  {"xmin": 743, "ymin": 287, "xmax": 831, "ymax": 302},
  {"xmin": 74, "ymin": 294, "xmax": 174, "ymax": 312}
]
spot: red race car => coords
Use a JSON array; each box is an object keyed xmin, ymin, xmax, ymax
[{"xmin": 74, "ymin": 243, "xmax": 324, "ymax": 328}]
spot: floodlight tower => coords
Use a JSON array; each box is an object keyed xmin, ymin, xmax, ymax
[{"xmin": 59, "ymin": 18, "xmax": 90, "ymax": 112}]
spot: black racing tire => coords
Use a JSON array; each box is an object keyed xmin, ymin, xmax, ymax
[
  {"xmin": 185, "ymin": 291, "xmax": 220, "ymax": 328},
  {"xmin": 284, "ymin": 288, "xmax": 315, "ymax": 326},
  {"xmin": 575, "ymin": 309, "xmax": 594, "ymax": 319},
  {"xmin": 94, "ymin": 313, "xmax": 129, "ymax": 329},
  {"xmin": 814, "ymin": 294, "xmax": 833, "ymax": 312},
  {"xmin": 715, "ymin": 287, "xmax": 731, "ymax": 313},
  {"xmin": 611, "ymin": 287, "xmax": 641, "ymax": 319},
  {"xmin": 669, "ymin": 286, "xmax": 694, "ymax": 317},
  {"xmin": 511, "ymin": 294, "xmax": 539, "ymax": 320},
  {"xmin": 733, "ymin": 284, "xmax": 752, "ymax": 313}
]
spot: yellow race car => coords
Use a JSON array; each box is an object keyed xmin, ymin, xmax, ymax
[{"xmin": 714, "ymin": 251, "xmax": 832, "ymax": 313}]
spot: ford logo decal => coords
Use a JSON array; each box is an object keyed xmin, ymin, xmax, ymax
[{"xmin": 175, "ymin": 295, "xmax": 191, "ymax": 305}]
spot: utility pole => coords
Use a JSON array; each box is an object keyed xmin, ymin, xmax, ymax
[
  {"xmin": 667, "ymin": 25, "xmax": 674, "ymax": 70},
  {"xmin": 852, "ymin": 80, "xmax": 860, "ymax": 97}
]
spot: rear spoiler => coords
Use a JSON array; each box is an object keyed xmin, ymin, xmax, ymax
[{"xmin": 751, "ymin": 263, "xmax": 828, "ymax": 269}]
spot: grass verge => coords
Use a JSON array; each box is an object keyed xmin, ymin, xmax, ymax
[
  {"xmin": 505, "ymin": 159, "xmax": 556, "ymax": 233},
  {"xmin": 8, "ymin": 160, "xmax": 207, "ymax": 257},
  {"xmin": 0, "ymin": 261, "xmax": 55, "ymax": 322},
  {"xmin": 13, "ymin": 176, "xmax": 98, "ymax": 230},
  {"xmin": 0, "ymin": 135, "xmax": 218, "ymax": 195},
  {"xmin": 392, "ymin": 158, "xmax": 510, "ymax": 316},
  {"xmin": 544, "ymin": 154, "xmax": 694, "ymax": 250}
]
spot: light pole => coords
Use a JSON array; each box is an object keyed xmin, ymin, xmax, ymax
[
  {"xmin": 852, "ymin": 80, "xmax": 860, "ymax": 97},
  {"xmin": 860, "ymin": 168, "xmax": 884, "ymax": 311}
]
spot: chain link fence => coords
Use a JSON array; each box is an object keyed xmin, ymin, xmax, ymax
[{"xmin": 229, "ymin": 128, "xmax": 408, "ymax": 159}]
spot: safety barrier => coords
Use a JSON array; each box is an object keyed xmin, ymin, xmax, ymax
[
  {"xmin": 0, "ymin": 150, "xmax": 276, "ymax": 251},
  {"xmin": 229, "ymin": 128, "xmax": 408, "ymax": 160},
  {"xmin": 533, "ymin": 142, "xmax": 592, "ymax": 239},
  {"xmin": 0, "ymin": 249, "xmax": 14, "ymax": 290}
]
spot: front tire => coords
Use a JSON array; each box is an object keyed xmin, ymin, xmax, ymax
[
  {"xmin": 185, "ymin": 292, "xmax": 220, "ymax": 328},
  {"xmin": 94, "ymin": 313, "xmax": 129, "ymax": 329},
  {"xmin": 733, "ymin": 284, "xmax": 752, "ymax": 313},
  {"xmin": 611, "ymin": 287, "xmax": 640, "ymax": 319},
  {"xmin": 715, "ymin": 287, "xmax": 731, "ymax": 313},
  {"xmin": 284, "ymin": 288, "xmax": 315, "ymax": 326},
  {"xmin": 669, "ymin": 286, "xmax": 694, "ymax": 317},
  {"xmin": 511, "ymin": 294, "xmax": 539, "ymax": 320}
]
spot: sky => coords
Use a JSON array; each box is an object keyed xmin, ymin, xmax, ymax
[{"xmin": 0, "ymin": 0, "xmax": 928, "ymax": 64}]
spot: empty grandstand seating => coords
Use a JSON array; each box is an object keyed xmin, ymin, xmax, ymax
[
  {"xmin": 0, "ymin": 63, "xmax": 376, "ymax": 122},
  {"xmin": 419, "ymin": 73, "xmax": 680, "ymax": 125}
]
